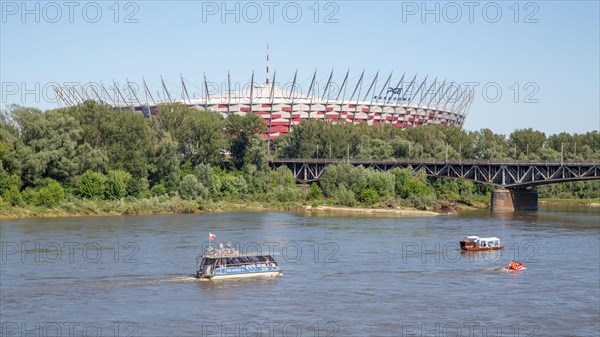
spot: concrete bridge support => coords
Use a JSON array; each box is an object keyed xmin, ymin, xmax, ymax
[{"xmin": 491, "ymin": 188, "xmax": 538, "ymax": 212}]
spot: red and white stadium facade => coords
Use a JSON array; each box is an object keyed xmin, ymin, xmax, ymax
[{"xmin": 53, "ymin": 70, "xmax": 473, "ymax": 140}]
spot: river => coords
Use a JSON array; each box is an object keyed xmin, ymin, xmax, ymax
[{"xmin": 1, "ymin": 206, "xmax": 599, "ymax": 337}]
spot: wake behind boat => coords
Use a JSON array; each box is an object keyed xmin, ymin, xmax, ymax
[{"xmin": 195, "ymin": 241, "xmax": 282, "ymax": 280}]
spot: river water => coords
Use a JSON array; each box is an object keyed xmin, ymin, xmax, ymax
[{"xmin": 1, "ymin": 206, "xmax": 599, "ymax": 337}]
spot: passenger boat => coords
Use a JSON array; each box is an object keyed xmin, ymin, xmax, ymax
[
  {"xmin": 460, "ymin": 236, "xmax": 504, "ymax": 251},
  {"xmin": 505, "ymin": 261, "xmax": 526, "ymax": 271},
  {"xmin": 195, "ymin": 244, "xmax": 282, "ymax": 280}
]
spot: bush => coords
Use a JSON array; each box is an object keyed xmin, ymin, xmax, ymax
[
  {"xmin": 2, "ymin": 186, "xmax": 23, "ymax": 206},
  {"xmin": 307, "ymin": 183, "xmax": 324, "ymax": 201},
  {"xmin": 321, "ymin": 164, "xmax": 364, "ymax": 197},
  {"xmin": 335, "ymin": 185, "xmax": 356, "ymax": 207},
  {"xmin": 363, "ymin": 170, "xmax": 395, "ymax": 198},
  {"xmin": 150, "ymin": 183, "xmax": 167, "ymax": 197},
  {"xmin": 390, "ymin": 167, "xmax": 434, "ymax": 199},
  {"xmin": 127, "ymin": 177, "xmax": 149, "ymax": 197},
  {"xmin": 194, "ymin": 164, "xmax": 217, "ymax": 194},
  {"xmin": 268, "ymin": 185, "xmax": 301, "ymax": 202},
  {"xmin": 76, "ymin": 170, "xmax": 105, "ymax": 199},
  {"xmin": 357, "ymin": 187, "xmax": 378, "ymax": 206},
  {"xmin": 178, "ymin": 174, "xmax": 208, "ymax": 200},
  {"xmin": 219, "ymin": 174, "xmax": 248, "ymax": 197},
  {"xmin": 36, "ymin": 178, "xmax": 64, "ymax": 207},
  {"xmin": 408, "ymin": 193, "xmax": 437, "ymax": 210},
  {"xmin": 0, "ymin": 172, "xmax": 21, "ymax": 196},
  {"xmin": 21, "ymin": 187, "xmax": 38, "ymax": 205},
  {"xmin": 104, "ymin": 170, "xmax": 132, "ymax": 200}
]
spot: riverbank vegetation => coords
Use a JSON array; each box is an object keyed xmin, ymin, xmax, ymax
[{"xmin": 1, "ymin": 102, "xmax": 598, "ymax": 217}]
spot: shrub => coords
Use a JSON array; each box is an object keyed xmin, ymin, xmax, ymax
[
  {"xmin": 357, "ymin": 187, "xmax": 378, "ymax": 206},
  {"xmin": 104, "ymin": 170, "xmax": 132, "ymax": 200},
  {"xmin": 194, "ymin": 164, "xmax": 217, "ymax": 194},
  {"xmin": 150, "ymin": 183, "xmax": 167, "ymax": 197},
  {"xmin": 408, "ymin": 193, "xmax": 437, "ymax": 210},
  {"xmin": 178, "ymin": 174, "xmax": 208, "ymax": 200},
  {"xmin": 127, "ymin": 177, "xmax": 149, "ymax": 197},
  {"xmin": 0, "ymin": 172, "xmax": 21, "ymax": 196},
  {"xmin": 307, "ymin": 183, "xmax": 324, "ymax": 201},
  {"xmin": 390, "ymin": 167, "xmax": 434, "ymax": 199},
  {"xmin": 268, "ymin": 185, "xmax": 301, "ymax": 202},
  {"xmin": 36, "ymin": 178, "xmax": 65, "ymax": 207},
  {"xmin": 335, "ymin": 185, "xmax": 356, "ymax": 207},
  {"xmin": 20, "ymin": 187, "xmax": 38, "ymax": 205},
  {"xmin": 76, "ymin": 170, "xmax": 105, "ymax": 199},
  {"xmin": 219, "ymin": 174, "xmax": 248, "ymax": 197},
  {"xmin": 2, "ymin": 186, "xmax": 23, "ymax": 206}
]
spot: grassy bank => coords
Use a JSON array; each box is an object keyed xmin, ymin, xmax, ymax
[
  {"xmin": 0, "ymin": 195, "xmax": 451, "ymax": 219},
  {"xmin": 539, "ymin": 197, "xmax": 600, "ymax": 207},
  {"xmin": 3, "ymin": 195, "xmax": 596, "ymax": 220}
]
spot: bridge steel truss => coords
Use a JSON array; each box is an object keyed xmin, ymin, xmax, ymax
[{"xmin": 269, "ymin": 159, "xmax": 600, "ymax": 188}]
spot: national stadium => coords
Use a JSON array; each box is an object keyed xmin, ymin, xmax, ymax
[{"xmin": 53, "ymin": 69, "xmax": 473, "ymax": 140}]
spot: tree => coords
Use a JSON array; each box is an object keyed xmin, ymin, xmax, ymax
[
  {"xmin": 180, "ymin": 110, "xmax": 226, "ymax": 165},
  {"xmin": 11, "ymin": 106, "xmax": 82, "ymax": 184},
  {"xmin": 151, "ymin": 134, "xmax": 180, "ymax": 184},
  {"xmin": 65, "ymin": 102, "xmax": 152, "ymax": 179},
  {"xmin": 225, "ymin": 113, "xmax": 267, "ymax": 169},
  {"xmin": 509, "ymin": 128, "xmax": 546, "ymax": 158},
  {"xmin": 391, "ymin": 138, "xmax": 411, "ymax": 159},
  {"xmin": 357, "ymin": 138, "xmax": 393, "ymax": 159}
]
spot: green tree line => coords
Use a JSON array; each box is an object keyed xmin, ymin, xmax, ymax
[{"xmin": 0, "ymin": 102, "xmax": 598, "ymax": 212}]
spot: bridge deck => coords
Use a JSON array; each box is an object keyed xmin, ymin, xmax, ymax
[{"xmin": 269, "ymin": 159, "xmax": 600, "ymax": 187}]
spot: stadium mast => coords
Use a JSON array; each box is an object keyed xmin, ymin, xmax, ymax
[{"xmin": 266, "ymin": 43, "xmax": 269, "ymax": 85}]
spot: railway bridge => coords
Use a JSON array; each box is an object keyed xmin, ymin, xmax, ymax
[{"xmin": 269, "ymin": 159, "xmax": 600, "ymax": 211}]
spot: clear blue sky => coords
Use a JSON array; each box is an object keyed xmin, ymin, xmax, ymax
[{"xmin": 1, "ymin": 0, "xmax": 599, "ymax": 135}]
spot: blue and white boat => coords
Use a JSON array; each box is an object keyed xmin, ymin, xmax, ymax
[{"xmin": 195, "ymin": 244, "xmax": 282, "ymax": 280}]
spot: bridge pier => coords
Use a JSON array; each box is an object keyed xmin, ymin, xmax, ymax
[{"xmin": 491, "ymin": 188, "xmax": 538, "ymax": 212}]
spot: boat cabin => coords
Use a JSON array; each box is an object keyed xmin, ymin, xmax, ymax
[
  {"xmin": 460, "ymin": 236, "xmax": 504, "ymax": 251},
  {"xmin": 196, "ymin": 245, "xmax": 282, "ymax": 279}
]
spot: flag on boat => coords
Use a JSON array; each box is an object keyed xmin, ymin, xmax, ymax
[{"xmin": 209, "ymin": 233, "xmax": 215, "ymax": 241}]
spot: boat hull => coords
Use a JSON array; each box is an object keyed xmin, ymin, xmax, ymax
[
  {"xmin": 460, "ymin": 241, "xmax": 504, "ymax": 251},
  {"xmin": 199, "ymin": 270, "xmax": 283, "ymax": 280},
  {"xmin": 461, "ymin": 246, "xmax": 504, "ymax": 251}
]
